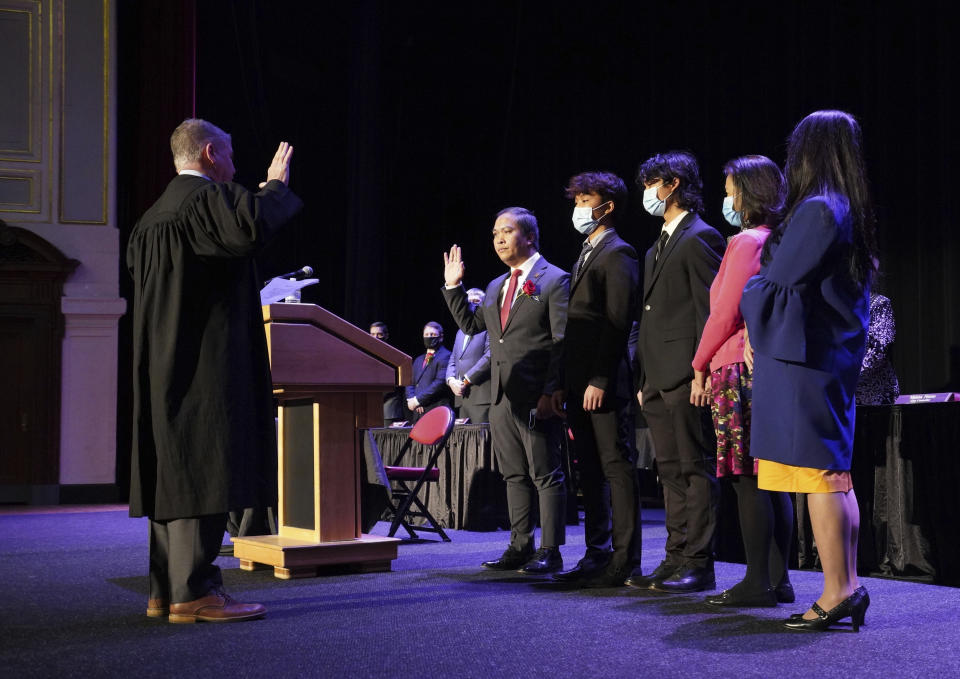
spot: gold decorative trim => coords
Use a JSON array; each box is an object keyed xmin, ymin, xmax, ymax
[
  {"xmin": 0, "ymin": 171, "xmax": 39, "ymax": 213},
  {"xmin": 57, "ymin": 0, "xmax": 109, "ymax": 225},
  {"xmin": 0, "ymin": 2, "xmax": 41, "ymax": 160}
]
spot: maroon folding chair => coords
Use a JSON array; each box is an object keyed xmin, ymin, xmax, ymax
[{"xmin": 378, "ymin": 405, "xmax": 456, "ymax": 541}]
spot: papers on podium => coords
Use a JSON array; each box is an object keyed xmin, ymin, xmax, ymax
[{"xmin": 260, "ymin": 278, "xmax": 319, "ymax": 304}]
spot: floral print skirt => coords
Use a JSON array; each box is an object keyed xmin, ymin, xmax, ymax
[{"xmin": 710, "ymin": 362, "xmax": 757, "ymax": 477}]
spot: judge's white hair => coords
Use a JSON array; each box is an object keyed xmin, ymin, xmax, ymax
[{"xmin": 170, "ymin": 118, "xmax": 231, "ymax": 169}]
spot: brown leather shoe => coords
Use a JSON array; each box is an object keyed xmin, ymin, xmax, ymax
[
  {"xmin": 168, "ymin": 589, "xmax": 265, "ymax": 624},
  {"xmin": 146, "ymin": 598, "xmax": 169, "ymax": 618}
]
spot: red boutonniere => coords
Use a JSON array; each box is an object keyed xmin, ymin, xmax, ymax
[{"xmin": 521, "ymin": 279, "xmax": 540, "ymax": 301}]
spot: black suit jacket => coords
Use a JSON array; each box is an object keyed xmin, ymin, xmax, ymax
[
  {"xmin": 443, "ymin": 255, "xmax": 569, "ymax": 408},
  {"xmin": 565, "ymin": 230, "xmax": 639, "ymax": 401},
  {"xmin": 637, "ymin": 213, "xmax": 725, "ymax": 392},
  {"xmin": 406, "ymin": 346, "xmax": 453, "ymax": 410}
]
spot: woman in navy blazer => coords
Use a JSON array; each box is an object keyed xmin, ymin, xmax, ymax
[{"xmin": 741, "ymin": 110, "xmax": 878, "ymax": 632}]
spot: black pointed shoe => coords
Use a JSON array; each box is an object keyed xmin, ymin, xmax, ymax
[
  {"xmin": 553, "ymin": 554, "xmax": 609, "ymax": 582},
  {"xmin": 775, "ymin": 580, "xmax": 796, "ymax": 604},
  {"xmin": 625, "ymin": 560, "xmax": 678, "ymax": 590},
  {"xmin": 653, "ymin": 564, "xmax": 716, "ymax": 593},
  {"xmin": 581, "ymin": 563, "xmax": 633, "ymax": 589},
  {"xmin": 705, "ymin": 586, "xmax": 777, "ymax": 607},
  {"xmin": 482, "ymin": 545, "xmax": 534, "ymax": 570},
  {"xmin": 518, "ymin": 547, "xmax": 563, "ymax": 574}
]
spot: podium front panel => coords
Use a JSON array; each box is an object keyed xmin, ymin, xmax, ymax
[{"xmin": 281, "ymin": 402, "xmax": 316, "ymax": 532}]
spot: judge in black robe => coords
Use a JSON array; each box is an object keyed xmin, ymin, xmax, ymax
[{"xmin": 127, "ymin": 119, "xmax": 302, "ymax": 622}]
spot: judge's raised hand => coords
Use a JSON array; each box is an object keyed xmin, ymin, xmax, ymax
[
  {"xmin": 259, "ymin": 141, "xmax": 294, "ymax": 188},
  {"xmin": 443, "ymin": 245, "xmax": 465, "ymax": 287}
]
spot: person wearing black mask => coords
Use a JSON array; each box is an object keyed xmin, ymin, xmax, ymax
[{"xmin": 406, "ymin": 322, "xmax": 454, "ymax": 422}]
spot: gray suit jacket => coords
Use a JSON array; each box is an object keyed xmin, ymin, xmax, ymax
[
  {"xmin": 446, "ymin": 329, "xmax": 492, "ymax": 407},
  {"xmin": 443, "ymin": 255, "xmax": 569, "ymax": 408}
]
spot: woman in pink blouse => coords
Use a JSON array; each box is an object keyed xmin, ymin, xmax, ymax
[{"xmin": 690, "ymin": 156, "xmax": 795, "ymax": 608}]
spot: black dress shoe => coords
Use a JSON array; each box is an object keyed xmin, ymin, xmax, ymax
[
  {"xmin": 482, "ymin": 546, "xmax": 534, "ymax": 570},
  {"xmin": 705, "ymin": 586, "xmax": 777, "ymax": 607},
  {"xmin": 775, "ymin": 580, "xmax": 796, "ymax": 604},
  {"xmin": 653, "ymin": 564, "xmax": 716, "ymax": 593},
  {"xmin": 581, "ymin": 563, "xmax": 633, "ymax": 589},
  {"xmin": 625, "ymin": 560, "xmax": 678, "ymax": 590},
  {"xmin": 552, "ymin": 554, "xmax": 610, "ymax": 582},
  {"xmin": 518, "ymin": 547, "xmax": 563, "ymax": 574}
]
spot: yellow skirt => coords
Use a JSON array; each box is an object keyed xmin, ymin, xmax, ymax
[{"xmin": 757, "ymin": 459, "xmax": 853, "ymax": 494}]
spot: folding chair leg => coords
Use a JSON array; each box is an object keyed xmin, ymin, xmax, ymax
[{"xmin": 410, "ymin": 495, "xmax": 450, "ymax": 542}]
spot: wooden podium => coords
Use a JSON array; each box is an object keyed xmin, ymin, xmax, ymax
[{"xmin": 232, "ymin": 303, "xmax": 411, "ymax": 578}]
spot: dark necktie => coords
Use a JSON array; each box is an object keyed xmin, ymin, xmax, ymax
[
  {"xmin": 573, "ymin": 240, "xmax": 593, "ymax": 280},
  {"xmin": 656, "ymin": 230, "xmax": 670, "ymax": 261},
  {"xmin": 500, "ymin": 269, "xmax": 521, "ymax": 330}
]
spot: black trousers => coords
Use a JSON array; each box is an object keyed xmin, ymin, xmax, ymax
[
  {"xmin": 149, "ymin": 514, "xmax": 226, "ymax": 603},
  {"xmin": 489, "ymin": 398, "xmax": 566, "ymax": 550},
  {"xmin": 568, "ymin": 395, "xmax": 642, "ymax": 569},
  {"xmin": 642, "ymin": 382, "xmax": 718, "ymax": 568}
]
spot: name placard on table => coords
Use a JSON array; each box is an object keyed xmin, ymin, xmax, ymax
[{"xmin": 893, "ymin": 393, "xmax": 957, "ymax": 405}]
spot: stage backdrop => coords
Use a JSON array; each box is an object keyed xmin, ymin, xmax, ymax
[{"xmin": 115, "ymin": 0, "xmax": 960, "ymax": 493}]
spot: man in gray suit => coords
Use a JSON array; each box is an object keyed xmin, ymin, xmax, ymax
[
  {"xmin": 443, "ymin": 207, "xmax": 569, "ymax": 574},
  {"xmin": 446, "ymin": 288, "xmax": 492, "ymax": 423}
]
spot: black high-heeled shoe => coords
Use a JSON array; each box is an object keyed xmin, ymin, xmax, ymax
[{"xmin": 783, "ymin": 587, "xmax": 869, "ymax": 632}]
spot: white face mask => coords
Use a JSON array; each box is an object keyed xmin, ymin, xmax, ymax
[
  {"xmin": 642, "ymin": 183, "xmax": 673, "ymax": 217},
  {"xmin": 571, "ymin": 202, "xmax": 608, "ymax": 235}
]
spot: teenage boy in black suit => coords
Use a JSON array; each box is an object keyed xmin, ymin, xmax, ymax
[
  {"xmin": 552, "ymin": 171, "xmax": 642, "ymax": 588},
  {"xmin": 629, "ymin": 151, "xmax": 724, "ymax": 593}
]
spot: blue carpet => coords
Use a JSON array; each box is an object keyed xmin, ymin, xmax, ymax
[{"xmin": 1, "ymin": 508, "xmax": 959, "ymax": 678}]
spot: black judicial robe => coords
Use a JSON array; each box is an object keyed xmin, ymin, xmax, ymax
[{"xmin": 127, "ymin": 175, "xmax": 303, "ymax": 520}]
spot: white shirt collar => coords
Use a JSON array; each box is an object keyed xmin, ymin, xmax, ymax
[
  {"xmin": 178, "ymin": 169, "xmax": 211, "ymax": 180},
  {"xmin": 512, "ymin": 251, "xmax": 541, "ymax": 280},
  {"xmin": 661, "ymin": 210, "xmax": 688, "ymax": 238}
]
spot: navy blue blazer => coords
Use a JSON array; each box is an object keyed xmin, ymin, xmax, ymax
[
  {"xmin": 741, "ymin": 196, "xmax": 869, "ymax": 470},
  {"xmin": 406, "ymin": 346, "xmax": 454, "ymax": 410}
]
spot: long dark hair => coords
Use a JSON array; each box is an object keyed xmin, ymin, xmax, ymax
[
  {"xmin": 722, "ymin": 155, "xmax": 785, "ymax": 229},
  {"xmin": 762, "ymin": 110, "xmax": 877, "ymax": 288}
]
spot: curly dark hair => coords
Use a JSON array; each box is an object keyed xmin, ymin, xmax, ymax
[
  {"xmin": 763, "ymin": 110, "xmax": 878, "ymax": 288},
  {"xmin": 635, "ymin": 150, "xmax": 704, "ymax": 214},
  {"xmin": 722, "ymin": 155, "xmax": 785, "ymax": 229},
  {"xmin": 564, "ymin": 172, "xmax": 628, "ymax": 221}
]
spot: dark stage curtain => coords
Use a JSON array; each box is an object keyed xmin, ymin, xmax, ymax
[
  {"xmin": 116, "ymin": 1, "xmax": 960, "ymax": 495},
  {"xmin": 115, "ymin": 0, "xmax": 198, "ymax": 499}
]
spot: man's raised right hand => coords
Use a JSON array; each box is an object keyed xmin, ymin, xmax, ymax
[{"xmin": 443, "ymin": 245, "xmax": 465, "ymax": 287}]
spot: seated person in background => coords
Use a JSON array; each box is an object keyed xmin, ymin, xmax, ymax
[
  {"xmin": 406, "ymin": 321, "xmax": 453, "ymax": 422},
  {"xmin": 446, "ymin": 288, "xmax": 492, "ymax": 423},
  {"xmin": 855, "ymin": 286, "xmax": 900, "ymax": 406},
  {"xmin": 370, "ymin": 321, "xmax": 407, "ymax": 426}
]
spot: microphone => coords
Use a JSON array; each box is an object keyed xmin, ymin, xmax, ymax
[{"xmin": 275, "ymin": 266, "xmax": 314, "ymax": 280}]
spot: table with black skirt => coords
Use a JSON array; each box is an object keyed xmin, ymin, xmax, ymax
[
  {"xmin": 360, "ymin": 424, "xmax": 509, "ymax": 533},
  {"xmin": 852, "ymin": 402, "xmax": 960, "ymax": 585}
]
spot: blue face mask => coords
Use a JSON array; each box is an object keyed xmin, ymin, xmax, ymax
[
  {"xmin": 571, "ymin": 202, "xmax": 609, "ymax": 235},
  {"xmin": 722, "ymin": 195, "xmax": 742, "ymax": 228},
  {"xmin": 643, "ymin": 184, "xmax": 673, "ymax": 217}
]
